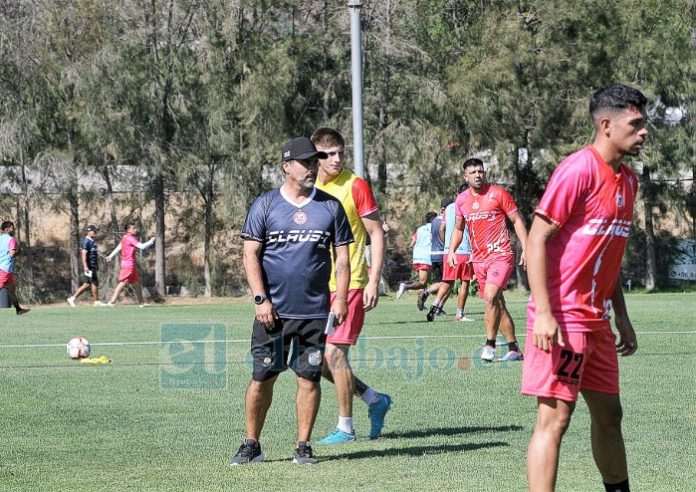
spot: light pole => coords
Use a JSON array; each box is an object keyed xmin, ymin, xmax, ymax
[{"xmin": 348, "ymin": 0, "xmax": 364, "ymax": 178}]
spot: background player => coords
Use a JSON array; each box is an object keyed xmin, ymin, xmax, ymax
[
  {"xmin": 437, "ymin": 184, "xmax": 475, "ymax": 322},
  {"xmin": 523, "ymin": 84, "xmax": 646, "ymax": 492},
  {"xmin": 67, "ymin": 224, "xmax": 106, "ymax": 307},
  {"xmin": 311, "ymin": 128, "xmax": 392, "ymax": 444},
  {"xmin": 420, "ymin": 198, "xmax": 452, "ymax": 317},
  {"xmin": 447, "ymin": 158, "xmax": 527, "ymax": 361},
  {"xmin": 0, "ymin": 221, "xmax": 30, "ymax": 315},
  {"xmin": 105, "ymin": 222, "xmax": 155, "ymax": 306},
  {"xmin": 396, "ymin": 211, "xmax": 437, "ymax": 299}
]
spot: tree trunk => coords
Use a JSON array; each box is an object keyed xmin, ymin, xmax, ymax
[
  {"xmin": 67, "ymin": 171, "xmax": 80, "ymax": 292},
  {"xmin": 203, "ymin": 191, "xmax": 213, "ymax": 297},
  {"xmin": 512, "ymin": 145, "xmax": 529, "ymax": 291},
  {"xmin": 692, "ymin": 165, "xmax": 696, "ymax": 240},
  {"xmin": 154, "ymin": 173, "xmax": 166, "ymax": 299},
  {"xmin": 641, "ymin": 166, "xmax": 657, "ymax": 290},
  {"xmin": 101, "ymin": 164, "xmax": 121, "ymax": 283},
  {"xmin": 20, "ymin": 162, "xmax": 34, "ymax": 285},
  {"xmin": 376, "ymin": 0, "xmax": 392, "ymax": 196}
]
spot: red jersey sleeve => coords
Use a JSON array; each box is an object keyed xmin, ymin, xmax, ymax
[
  {"xmin": 351, "ymin": 178, "xmax": 379, "ymax": 217},
  {"xmin": 536, "ymin": 154, "xmax": 592, "ymax": 228},
  {"xmin": 496, "ymin": 187, "xmax": 519, "ymax": 217},
  {"xmin": 454, "ymin": 192, "xmax": 466, "ymax": 218},
  {"xmin": 8, "ymin": 238, "xmax": 17, "ymax": 250}
]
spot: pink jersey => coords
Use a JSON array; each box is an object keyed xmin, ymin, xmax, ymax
[
  {"xmin": 120, "ymin": 233, "xmax": 140, "ymax": 268},
  {"xmin": 528, "ymin": 146, "xmax": 638, "ymax": 331},
  {"xmin": 454, "ymin": 183, "xmax": 518, "ymax": 262}
]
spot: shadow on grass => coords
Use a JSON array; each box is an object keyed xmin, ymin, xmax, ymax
[
  {"xmin": 380, "ymin": 425, "xmax": 523, "ymax": 440},
  {"xmin": 367, "ymin": 320, "xmax": 420, "ymax": 326},
  {"xmin": 262, "ymin": 441, "xmax": 509, "ymax": 463}
]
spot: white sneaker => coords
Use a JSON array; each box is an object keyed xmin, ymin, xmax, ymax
[
  {"xmin": 67, "ymin": 297, "xmax": 76, "ymax": 307},
  {"xmin": 106, "ymin": 302, "xmax": 116, "ymax": 308},
  {"xmin": 93, "ymin": 301, "xmax": 107, "ymax": 307},
  {"xmin": 139, "ymin": 303, "xmax": 150, "ymax": 308},
  {"xmin": 455, "ymin": 315, "xmax": 474, "ymax": 322},
  {"xmin": 481, "ymin": 345, "xmax": 496, "ymax": 362},
  {"xmin": 396, "ymin": 283, "xmax": 406, "ymax": 299}
]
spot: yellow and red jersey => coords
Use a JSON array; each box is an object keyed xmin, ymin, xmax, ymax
[{"xmin": 316, "ymin": 168, "xmax": 379, "ymax": 291}]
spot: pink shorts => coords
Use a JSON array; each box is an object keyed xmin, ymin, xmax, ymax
[
  {"xmin": 118, "ymin": 267, "xmax": 141, "ymax": 285},
  {"xmin": 412, "ymin": 263, "xmax": 431, "ymax": 272},
  {"xmin": 0, "ymin": 270, "xmax": 15, "ymax": 289},
  {"xmin": 327, "ymin": 289, "xmax": 365, "ymax": 345},
  {"xmin": 521, "ymin": 327, "xmax": 620, "ymax": 402},
  {"xmin": 472, "ymin": 256, "xmax": 514, "ymax": 298},
  {"xmin": 443, "ymin": 254, "xmax": 474, "ymax": 282}
]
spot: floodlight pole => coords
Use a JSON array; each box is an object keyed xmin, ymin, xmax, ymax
[{"xmin": 348, "ymin": 0, "xmax": 365, "ymax": 178}]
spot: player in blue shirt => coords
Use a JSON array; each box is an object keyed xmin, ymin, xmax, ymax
[
  {"xmin": 0, "ymin": 221, "xmax": 30, "ymax": 314},
  {"xmin": 395, "ymin": 211, "xmax": 437, "ymax": 299},
  {"xmin": 67, "ymin": 225, "xmax": 107, "ymax": 307},
  {"xmin": 417, "ymin": 198, "xmax": 452, "ymax": 314},
  {"xmin": 428, "ymin": 184, "xmax": 476, "ymax": 322},
  {"xmin": 231, "ymin": 137, "xmax": 353, "ymax": 467}
]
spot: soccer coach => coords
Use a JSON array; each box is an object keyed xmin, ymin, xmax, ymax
[{"xmin": 231, "ymin": 137, "xmax": 353, "ymax": 466}]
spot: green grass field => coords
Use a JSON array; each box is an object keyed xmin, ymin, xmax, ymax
[{"xmin": 1, "ymin": 291, "xmax": 694, "ymax": 491}]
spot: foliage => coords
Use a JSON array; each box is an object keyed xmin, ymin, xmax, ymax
[{"xmin": 0, "ymin": 0, "xmax": 693, "ymax": 299}]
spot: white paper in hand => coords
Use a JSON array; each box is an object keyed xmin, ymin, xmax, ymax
[{"xmin": 325, "ymin": 312, "xmax": 336, "ymax": 335}]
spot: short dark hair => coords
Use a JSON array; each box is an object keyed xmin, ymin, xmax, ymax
[
  {"xmin": 124, "ymin": 221, "xmax": 136, "ymax": 231},
  {"xmin": 425, "ymin": 211, "xmax": 437, "ymax": 223},
  {"xmin": 462, "ymin": 158, "xmax": 484, "ymax": 171},
  {"xmin": 311, "ymin": 127, "xmax": 345, "ymax": 149},
  {"xmin": 590, "ymin": 84, "xmax": 647, "ymax": 117},
  {"xmin": 1, "ymin": 221, "xmax": 14, "ymax": 231}
]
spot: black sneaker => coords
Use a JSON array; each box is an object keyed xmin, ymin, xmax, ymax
[
  {"xmin": 426, "ymin": 305, "xmax": 437, "ymax": 322},
  {"xmin": 230, "ymin": 439, "xmax": 265, "ymax": 466},
  {"xmin": 292, "ymin": 442, "xmax": 318, "ymax": 465},
  {"xmin": 417, "ymin": 291, "xmax": 428, "ymax": 311}
]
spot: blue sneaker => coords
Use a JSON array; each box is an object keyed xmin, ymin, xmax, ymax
[
  {"xmin": 500, "ymin": 350, "xmax": 523, "ymax": 362},
  {"xmin": 368, "ymin": 393, "xmax": 392, "ymax": 439},
  {"xmin": 317, "ymin": 428, "xmax": 356, "ymax": 445}
]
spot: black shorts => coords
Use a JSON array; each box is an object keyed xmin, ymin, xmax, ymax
[
  {"xmin": 251, "ymin": 318, "xmax": 327, "ymax": 382},
  {"xmin": 82, "ymin": 272, "xmax": 98, "ymax": 285},
  {"xmin": 431, "ymin": 262, "xmax": 443, "ymax": 282}
]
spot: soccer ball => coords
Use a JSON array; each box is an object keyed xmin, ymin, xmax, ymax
[{"xmin": 67, "ymin": 336, "xmax": 91, "ymax": 359}]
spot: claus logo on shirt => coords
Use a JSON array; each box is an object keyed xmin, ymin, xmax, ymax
[{"xmin": 472, "ymin": 202, "xmax": 479, "ymax": 210}]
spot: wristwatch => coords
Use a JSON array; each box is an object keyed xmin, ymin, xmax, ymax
[{"xmin": 253, "ymin": 294, "xmax": 267, "ymax": 305}]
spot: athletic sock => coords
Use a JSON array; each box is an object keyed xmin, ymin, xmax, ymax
[
  {"xmin": 507, "ymin": 341, "xmax": 519, "ymax": 352},
  {"xmin": 361, "ymin": 387, "xmax": 380, "ymax": 405},
  {"xmin": 337, "ymin": 416, "xmax": 354, "ymax": 434},
  {"xmin": 456, "ymin": 309, "xmax": 464, "ymax": 317},
  {"xmin": 603, "ymin": 478, "xmax": 630, "ymax": 492},
  {"xmin": 485, "ymin": 339, "xmax": 496, "ymax": 347},
  {"xmin": 432, "ymin": 298, "xmax": 441, "ymax": 307}
]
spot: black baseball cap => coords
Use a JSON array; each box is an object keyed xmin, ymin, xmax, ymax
[
  {"xmin": 440, "ymin": 198, "xmax": 454, "ymax": 208},
  {"xmin": 85, "ymin": 224, "xmax": 99, "ymax": 232},
  {"xmin": 282, "ymin": 137, "xmax": 328, "ymax": 162}
]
